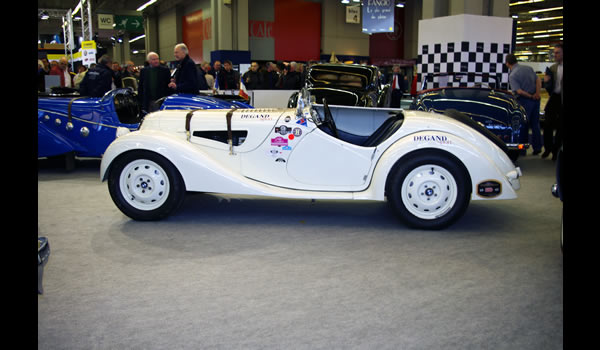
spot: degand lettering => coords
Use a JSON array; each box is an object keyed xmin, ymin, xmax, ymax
[
  {"xmin": 413, "ymin": 135, "xmax": 452, "ymax": 144},
  {"xmin": 240, "ymin": 114, "xmax": 272, "ymax": 121}
]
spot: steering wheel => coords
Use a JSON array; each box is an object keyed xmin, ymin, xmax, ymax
[{"xmin": 321, "ymin": 98, "xmax": 339, "ymax": 138}]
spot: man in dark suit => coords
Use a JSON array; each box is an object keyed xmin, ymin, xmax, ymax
[
  {"xmin": 138, "ymin": 52, "xmax": 171, "ymax": 112},
  {"xmin": 542, "ymin": 43, "xmax": 563, "ymax": 160},
  {"xmin": 168, "ymin": 43, "xmax": 200, "ymax": 94}
]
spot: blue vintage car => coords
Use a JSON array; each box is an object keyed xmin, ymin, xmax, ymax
[
  {"xmin": 410, "ymin": 72, "xmax": 528, "ymax": 160},
  {"xmin": 38, "ymin": 88, "xmax": 252, "ymax": 168}
]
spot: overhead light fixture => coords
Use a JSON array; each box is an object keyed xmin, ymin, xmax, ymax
[
  {"xmin": 529, "ymin": 6, "xmax": 563, "ymax": 14},
  {"xmin": 129, "ymin": 34, "xmax": 145, "ymax": 43},
  {"xmin": 510, "ymin": 0, "xmax": 543, "ymax": 6},
  {"xmin": 72, "ymin": 1, "xmax": 82, "ymax": 16},
  {"xmin": 40, "ymin": 11, "xmax": 50, "ymax": 20},
  {"xmin": 137, "ymin": 0, "xmax": 158, "ymax": 12}
]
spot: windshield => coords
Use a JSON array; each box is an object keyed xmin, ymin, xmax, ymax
[{"xmin": 296, "ymin": 88, "xmax": 322, "ymax": 125}]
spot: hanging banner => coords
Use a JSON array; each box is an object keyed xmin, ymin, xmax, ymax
[
  {"xmin": 80, "ymin": 40, "xmax": 97, "ymax": 66},
  {"xmin": 346, "ymin": 5, "xmax": 360, "ymax": 24},
  {"xmin": 362, "ymin": 0, "xmax": 395, "ymax": 34}
]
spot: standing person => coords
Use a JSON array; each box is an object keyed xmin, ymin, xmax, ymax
[
  {"xmin": 138, "ymin": 52, "xmax": 172, "ymax": 112},
  {"xmin": 217, "ymin": 60, "xmax": 240, "ymax": 90},
  {"xmin": 505, "ymin": 53, "xmax": 542, "ymax": 156},
  {"xmin": 388, "ymin": 64, "xmax": 405, "ymax": 108},
  {"xmin": 282, "ymin": 61, "xmax": 301, "ymax": 90},
  {"xmin": 79, "ymin": 55, "xmax": 114, "ymax": 97},
  {"xmin": 201, "ymin": 62, "xmax": 215, "ymax": 89},
  {"xmin": 122, "ymin": 61, "xmax": 139, "ymax": 81},
  {"xmin": 209, "ymin": 60, "xmax": 222, "ymax": 78},
  {"xmin": 49, "ymin": 57, "xmax": 73, "ymax": 88},
  {"xmin": 73, "ymin": 65, "xmax": 88, "ymax": 89},
  {"xmin": 38, "ymin": 59, "xmax": 47, "ymax": 92},
  {"xmin": 261, "ymin": 62, "xmax": 279, "ymax": 89},
  {"xmin": 196, "ymin": 63, "xmax": 209, "ymax": 90},
  {"xmin": 111, "ymin": 61, "xmax": 123, "ymax": 89},
  {"xmin": 168, "ymin": 43, "xmax": 200, "ymax": 94},
  {"xmin": 242, "ymin": 62, "xmax": 263, "ymax": 90},
  {"xmin": 542, "ymin": 43, "xmax": 563, "ymax": 161}
]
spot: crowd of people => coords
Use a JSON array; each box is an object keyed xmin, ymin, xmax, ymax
[
  {"xmin": 38, "ymin": 42, "xmax": 311, "ymax": 110},
  {"xmin": 505, "ymin": 43, "xmax": 563, "ymax": 160},
  {"xmin": 37, "ymin": 42, "xmax": 309, "ymax": 95}
]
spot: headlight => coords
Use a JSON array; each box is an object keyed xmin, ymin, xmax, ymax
[{"xmin": 116, "ymin": 127, "xmax": 130, "ymax": 138}]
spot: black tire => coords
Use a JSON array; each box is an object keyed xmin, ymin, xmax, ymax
[
  {"xmin": 386, "ymin": 150, "xmax": 471, "ymax": 230},
  {"xmin": 107, "ymin": 150, "xmax": 186, "ymax": 220}
]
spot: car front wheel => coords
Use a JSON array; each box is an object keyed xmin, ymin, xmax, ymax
[
  {"xmin": 387, "ymin": 150, "xmax": 471, "ymax": 230},
  {"xmin": 107, "ymin": 150, "xmax": 186, "ymax": 220}
]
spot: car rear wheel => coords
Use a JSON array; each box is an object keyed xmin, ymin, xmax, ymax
[
  {"xmin": 387, "ymin": 150, "xmax": 471, "ymax": 229},
  {"xmin": 107, "ymin": 151, "xmax": 186, "ymax": 220}
]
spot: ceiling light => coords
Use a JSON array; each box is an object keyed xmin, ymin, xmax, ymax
[
  {"xmin": 529, "ymin": 7, "xmax": 563, "ymax": 14},
  {"xmin": 129, "ymin": 34, "xmax": 146, "ymax": 43},
  {"xmin": 72, "ymin": 2, "xmax": 82, "ymax": 16},
  {"xmin": 137, "ymin": 0, "xmax": 158, "ymax": 12},
  {"xmin": 510, "ymin": 0, "xmax": 543, "ymax": 6}
]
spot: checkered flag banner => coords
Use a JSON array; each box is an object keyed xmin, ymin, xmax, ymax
[{"xmin": 417, "ymin": 41, "xmax": 511, "ymax": 91}]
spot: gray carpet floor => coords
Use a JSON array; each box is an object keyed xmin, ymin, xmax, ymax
[{"xmin": 37, "ymin": 151, "xmax": 562, "ymax": 349}]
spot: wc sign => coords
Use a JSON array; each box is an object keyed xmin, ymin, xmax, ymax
[{"xmin": 98, "ymin": 14, "xmax": 114, "ymax": 30}]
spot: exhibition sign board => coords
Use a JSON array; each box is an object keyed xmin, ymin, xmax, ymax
[
  {"xmin": 346, "ymin": 5, "xmax": 360, "ymax": 24},
  {"xmin": 113, "ymin": 15, "xmax": 144, "ymax": 32},
  {"xmin": 80, "ymin": 40, "xmax": 97, "ymax": 67},
  {"xmin": 362, "ymin": 0, "xmax": 395, "ymax": 34},
  {"xmin": 97, "ymin": 14, "xmax": 114, "ymax": 29}
]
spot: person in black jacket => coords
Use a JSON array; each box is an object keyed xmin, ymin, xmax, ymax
[
  {"xmin": 242, "ymin": 62, "xmax": 263, "ymax": 90},
  {"xmin": 168, "ymin": 43, "xmax": 200, "ymax": 94},
  {"xmin": 281, "ymin": 61, "xmax": 301, "ymax": 90},
  {"xmin": 138, "ymin": 52, "xmax": 172, "ymax": 112},
  {"xmin": 217, "ymin": 60, "xmax": 240, "ymax": 90},
  {"xmin": 79, "ymin": 54, "xmax": 114, "ymax": 97}
]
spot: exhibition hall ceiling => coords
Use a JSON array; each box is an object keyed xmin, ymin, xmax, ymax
[
  {"xmin": 38, "ymin": 0, "xmax": 563, "ymax": 62},
  {"xmin": 509, "ymin": 0, "xmax": 563, "ymax": 61}
]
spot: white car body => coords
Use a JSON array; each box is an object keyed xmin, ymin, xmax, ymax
[{"xmin": 100, "ymin": 93, "xmax": 521, "ymax": 229}]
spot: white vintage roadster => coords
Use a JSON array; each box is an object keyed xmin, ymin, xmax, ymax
[{"xmin": 100, "ymin": 89, "xmax": 521, "ymax": 229}]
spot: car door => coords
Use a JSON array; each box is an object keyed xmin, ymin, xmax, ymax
[
  {"xmin": 240, "ymin": 110, "xmax": 375, "ymax": 191},
  {"xmin": 286, "ymin": 128, "xmax": 375, "ymax": 190}
]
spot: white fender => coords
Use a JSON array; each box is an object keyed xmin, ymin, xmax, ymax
[{"xmin": 357, "ymin": 130, "xmax": 519, "ymax": 201}]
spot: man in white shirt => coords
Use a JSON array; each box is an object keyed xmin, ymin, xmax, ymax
[
  {"xmin": 389, "ymin": 64, "xmax": 404, "ymax": 108},
  {"xmin": 542, "ymin": 43, "xmax": 563, "ymax": 160}
]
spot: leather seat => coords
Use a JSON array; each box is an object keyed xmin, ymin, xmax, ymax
[{"xmin": 361, "ymin": 114, "xmax": 404, "ymax": 147}]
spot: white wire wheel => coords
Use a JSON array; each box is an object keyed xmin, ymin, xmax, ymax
[
  {"xmin": 387, "ymin": 150, "xmax": 471, "ymax": 230},
  {"xmin": 108, "ymin": 151, "xmax": 186, "ymax": 220},
  {"xmin": 119, "ymin": 159, "xmax": 171, "ymax": 211},
  {"xmin": 400, "ymin": 164, "xmax": 458, "ymax": 220}
]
